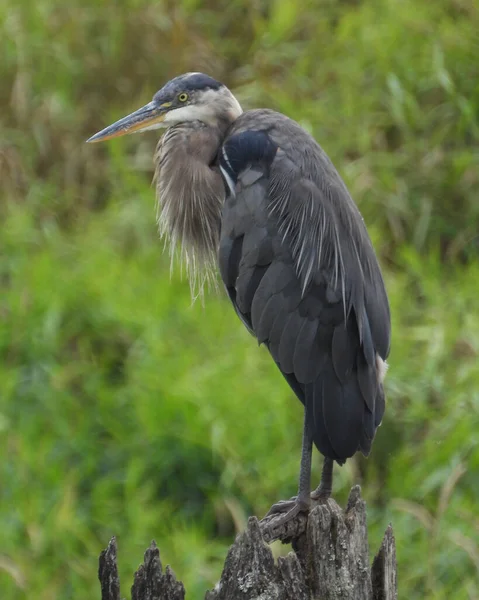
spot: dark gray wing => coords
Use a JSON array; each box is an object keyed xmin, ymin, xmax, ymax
[{"xmin": 218, "ymin": 110, "xmax": 391, "ymax": 462}]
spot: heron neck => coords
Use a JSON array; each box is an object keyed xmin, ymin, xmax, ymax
[{"xmin": 154, "ymin": 121, "xmax": 227, "ymax": 293}]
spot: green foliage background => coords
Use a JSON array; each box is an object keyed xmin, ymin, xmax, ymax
[{"xmin": 1, "ymin": 0, "xmax": 478, "ymax": 598}]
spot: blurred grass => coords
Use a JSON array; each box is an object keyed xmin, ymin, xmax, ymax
[{"xmin": 0, "ymin": 0, "xmax": 478, "ymax": 598}]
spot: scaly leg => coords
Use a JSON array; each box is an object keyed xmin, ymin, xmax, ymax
[
  {"xmin": 310, "ymin": 456, "xmax": 334, "ymax": 500},
  {"xmin": 262, "ymin": 409, "xmax": 313, "ymax": 525}
]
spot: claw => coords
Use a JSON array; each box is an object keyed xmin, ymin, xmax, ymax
[
  {"xmin": 263, "ymin": 496, "xmax": 297, "ymax": 518},
  {"xmin": 260, "ymin": 495, "xmax": 310, "ymax": 537}
]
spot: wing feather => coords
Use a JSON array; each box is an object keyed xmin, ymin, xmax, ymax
[{"xmin": 218, "ymin": 112, "xmax": 390, "ymax": 462}]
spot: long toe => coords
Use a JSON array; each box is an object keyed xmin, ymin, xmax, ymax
[
  {"xmin": 263, "ymin": 496, "xmax": 298, "ymax": 518},
  {"xmin": 260, "ymin": 496, "xmax": 310, "ymax": 541}
]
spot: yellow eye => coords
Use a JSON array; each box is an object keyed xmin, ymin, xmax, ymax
[{"xmin": 178, "ymin": 93, "xmax": 188, "ymax": 102}]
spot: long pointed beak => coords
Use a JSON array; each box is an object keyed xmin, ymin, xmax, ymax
[{"xmin": 86, "ymin": 101, "xmax": 167, "ymax": 143}]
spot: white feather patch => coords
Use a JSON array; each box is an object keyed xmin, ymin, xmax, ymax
[
  {"xmin": 376, "ymin": 355, "xmax": 389, "ymax": 383},
  {"xmin": 219, "ymin": 163, "xmax": 236, "ymax": 197}
]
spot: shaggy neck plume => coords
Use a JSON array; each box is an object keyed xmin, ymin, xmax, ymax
[
  {"xmin": 154, "ymin": 118, "xmax": 231, "ymax": 295},
  {"xmin": 153, "ymin": 87, "xmax": 243, "ymax": 295}
]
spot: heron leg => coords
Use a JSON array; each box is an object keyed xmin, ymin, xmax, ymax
[
  {"xmin": 310, "ymin": 456, "xmax": 334, "ymax": 500},
  {"xmin": 262, "ymin": 410, "xmax": 312, "ymax": 522}
]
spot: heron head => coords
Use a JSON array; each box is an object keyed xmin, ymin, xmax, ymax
[{"xmin": 87, "ymin": 72, "xmax": 242, "ymax": 143}]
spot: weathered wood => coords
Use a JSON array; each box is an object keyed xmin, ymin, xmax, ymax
[
  {"xmin": 98, "ymin": 486, "xmax": 397, "ymax": 600},
  {"xmin": 99, "ymin": 537, "xmax": 120, "ymax": 600},
  {"xmin": 306, "ymin": 486, "xmax": 372, "ymax": 600},
  {"xmin": 204, "ymin": 516, "xmax": 309, "ymax": 600},
  {"xmin": 371, "ymin": 525, "xmax": 398, "ymax": 600},
  {"xmin": 130, "ymin": 541, "xmax": 185, "ymax": 600},
  {"xmin": 99, "ymin": 538, "xmax": 185, "ymax": 600}
]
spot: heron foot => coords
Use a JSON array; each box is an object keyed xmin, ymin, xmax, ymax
[
  {"xmin": 263, "ymin": 487, "xmax": 330, "ymax": 521},
  {"xmin": 260, "ymin": 495, "xmax": 310, "ymax": 535},
  {"xmin": 263, "ymin": 496, "xmax": 298, "ymax": 517}
]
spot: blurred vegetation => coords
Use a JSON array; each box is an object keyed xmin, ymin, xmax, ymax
[{"xmin": 1, "ymin": 0, "xmax": 478, "ymax": 598}]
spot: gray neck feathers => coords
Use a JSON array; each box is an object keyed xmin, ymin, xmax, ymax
[{"xmin": 154, "ymin": 121, "xmax": 226, "ymax": 295}]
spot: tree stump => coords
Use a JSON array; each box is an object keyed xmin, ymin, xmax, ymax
[{"xmin": 98, "ymin": 486, "xmax": 397, "ymax": 600}]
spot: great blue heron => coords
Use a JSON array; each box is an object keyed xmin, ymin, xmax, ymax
[{"xmin": 87, "ymin": 72, "xmax": 391, "ymax": 531}]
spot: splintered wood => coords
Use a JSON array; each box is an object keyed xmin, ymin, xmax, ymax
[{"xmin": 99, "ymin": 486, "xmax": 397, "ymax": 600}]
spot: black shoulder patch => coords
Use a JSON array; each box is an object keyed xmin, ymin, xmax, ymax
[{"xmin": 220, "ymin": 131, "xmax": 278, "ymax": 184}]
